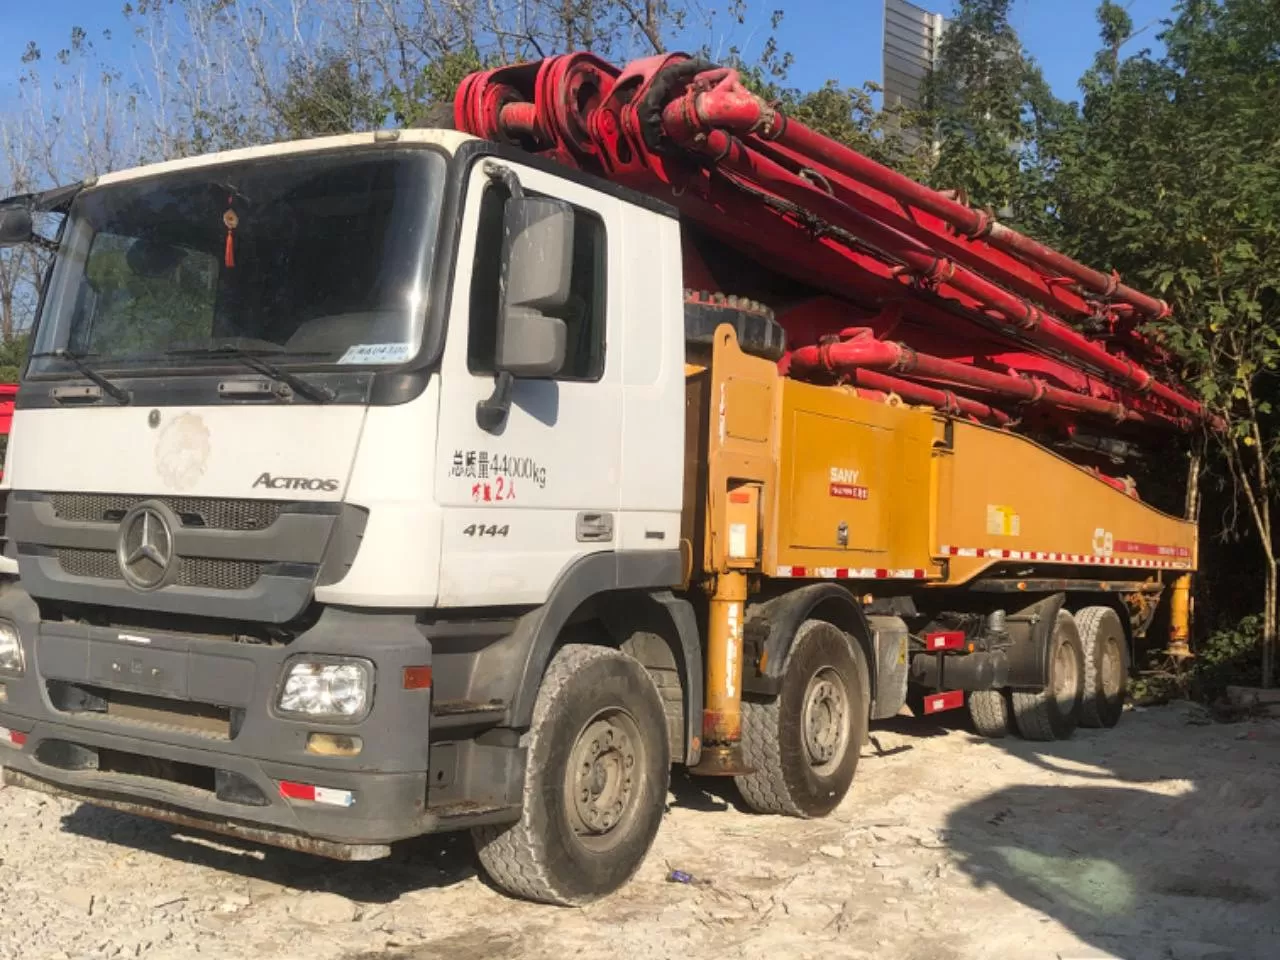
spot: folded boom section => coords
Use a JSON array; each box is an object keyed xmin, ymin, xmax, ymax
[{"xmin": 454, "ymin": 51, "xmax": 1209, "ymax": 440}]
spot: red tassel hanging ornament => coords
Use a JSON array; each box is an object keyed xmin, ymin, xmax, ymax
[{"xmin": 223, "ymin": 201, "xmax": 238, "ymax": 269}]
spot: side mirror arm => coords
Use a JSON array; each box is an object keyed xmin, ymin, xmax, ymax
[{"xmin": 476, "ymin": 371, "xmax": 514, "ymax": 433}]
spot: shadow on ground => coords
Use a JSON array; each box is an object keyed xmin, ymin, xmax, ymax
[
  {"xmin": 942, "ymin": 711, "xmax": 1280, "ymax": 960},
  {"xmin": 59, "ymin": 803, "xmax": 478, "ymax": 903}
]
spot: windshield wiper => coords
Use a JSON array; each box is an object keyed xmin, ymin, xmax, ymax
[
  {"xmin": 165, "ymin": 345, "xmax": 334, "ymax": 403},
  {"xmin": 32, "ymin": 349, "xmax": 131, "ymax": 405}
]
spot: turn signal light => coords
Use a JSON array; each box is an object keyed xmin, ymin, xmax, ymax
[{"xmin": 403, "ymin": 665, "xmax": 432, "ymax": 690}]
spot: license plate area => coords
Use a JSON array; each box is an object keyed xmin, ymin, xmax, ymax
[{"xmin": 46, "ymin": 680, "xmax": 239, "ymax": 739}]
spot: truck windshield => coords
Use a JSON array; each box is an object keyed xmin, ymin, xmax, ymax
[{"xmin": 30, "ymin": 146, "xmax": 445, "ymax": 376}]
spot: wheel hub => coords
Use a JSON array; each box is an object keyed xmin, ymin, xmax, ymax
[
  {"xmin": 568, "ymin": 714, "xmax": 638, "ymax": 839},
  {"xmin": 1100, "ymin": 639, "xmax": 1123, "ymax": 698},
  {"xmin": 1053, "ymin": 640, "xmax": 1080, "ymax": 707},
  {"xmin": 801, "ymin": 668, "xmax": 849, "ymax": 771}
]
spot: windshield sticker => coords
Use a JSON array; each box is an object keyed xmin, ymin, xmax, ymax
[{"xmin": 338, "ymin": 343, "xmax": 412, "ymax": 365}]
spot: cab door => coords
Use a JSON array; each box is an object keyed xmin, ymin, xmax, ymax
[{"xmin": 434, "ymin": 158, "xmax": 624, "ymax": 606}]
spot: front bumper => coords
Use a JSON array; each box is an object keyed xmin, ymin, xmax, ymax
[{"xmin": 0, "ymin": 584, "xmax": 512, "ymax": 855}]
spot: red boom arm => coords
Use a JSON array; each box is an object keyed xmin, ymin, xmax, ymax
[{"xmin": 453, "ymin": 52, "xmax": 1210, "ymax": 435}]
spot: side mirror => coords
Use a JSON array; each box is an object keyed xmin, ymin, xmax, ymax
[
  {"xmin": 493, "ymin": 195, "xmax": 574, "ymax": 378},
  {"xmin": 0, "ymin": 206, "xmax": 33, "ymax": 247}
]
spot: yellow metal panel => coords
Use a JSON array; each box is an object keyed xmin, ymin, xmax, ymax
[
  {"xmin": 694, "ymin": 327, "xmax": 778, "ymax": 575},
  {"xmin": 768, "ymin": 382, "xmax": 937, "ymax": 576},
  {"xmin": 935, "ymin": 419, "xmax": 1197, "ymax": 583}
]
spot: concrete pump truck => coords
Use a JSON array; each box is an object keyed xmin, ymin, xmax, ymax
[{"xmin": 0, "ymin": 52, "xmax": 1202, "ymax": 904}]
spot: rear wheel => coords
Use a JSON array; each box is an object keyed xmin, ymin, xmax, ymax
[
  {"xmin": 1076, "ymin": 606, "xmax": 1127, "ymax": 728},
  {"xmin": 736, "ymin": 620, "xmax": 868, "ymax": 818},
  {"xmin": 968, "ymin": 689, "xmax": 1014, "ymax": 738},
  {"xmin": 1011, "ymin": 610, "xmax": 1084, "ymax": 741},
  {"xmin": 472, "ymin": 644, "xmax": 670, "ymax": 905}
]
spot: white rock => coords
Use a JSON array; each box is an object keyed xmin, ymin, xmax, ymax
[
  {"xmin": 289, "ymin": 891, "xmax": 359, "ymax": 925},
  {"xmin": 818, "ymin": 844, "xmax": 846, "ymax": 859}
]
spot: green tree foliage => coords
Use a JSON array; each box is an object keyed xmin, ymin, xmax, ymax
[
  {"xmin": 276, "ymin": 53, "xmax": 386, "ymax": 139},
  {"xmin": 0, "ymin": 333, "xmax": 30, "ymax": 384},
  {"xmin": 1041, "ymin": 0, "xmax": 1280, "ymax": 685},
  {"xmin": 922, "ymin": 0, "xmax": 1069, "ymax": 238}
]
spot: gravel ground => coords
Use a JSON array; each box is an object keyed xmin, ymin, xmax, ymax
[{"xmin": 2, "ymin": 703, "xmax": 1277, "ymax": 960}]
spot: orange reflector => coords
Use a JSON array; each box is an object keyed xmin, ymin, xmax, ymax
[
  {"xmin": 403, "ymin": 665, "xmax": 433, "ymax": 690},
  {"xmin": 306, "ymin": 733, "xmax": 363, "ymax": 757}
]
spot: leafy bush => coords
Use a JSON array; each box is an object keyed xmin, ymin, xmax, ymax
[{"xmin": 1194, "ymin": 615, "xmax": 1264, "ymax": 698}]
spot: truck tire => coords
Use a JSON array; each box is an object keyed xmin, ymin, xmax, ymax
[
  {"xmin": 968, "ymin": 689, "xmax": 1014, "ymax": 738},
  {"xmin": 1075, "ymin": 606, "xmax": 1127, "ymax": 729},
  {"xmin": 736, "ymin": 620, "xmax": 868, "ymax": 818},
  {"xmin": 1011, "ymin": 610, "xmax": 1084, "ymax": 741},
  {"xmin": 472, "ymin": 644, "xmax": 670, "ymax": 905}
]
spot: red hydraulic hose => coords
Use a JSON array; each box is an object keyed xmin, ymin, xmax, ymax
[
  {"xmin": 789, "ymin": 332, "xmax": 1177, "ymax": 427},
  {"xmin": 776, "ymin": 122, "xmax": 1170, "ymax": 319},
  {"xmin": 834, "ymin": 367, "xmax": 1013, "ymax": 426},
  {"xmin": 663, "ymin": 73, "xmax": 1170, "ymax": 319},
  {"xmin": 694, "ymin": 130, "xmax": 1205, "ymax": 422}
]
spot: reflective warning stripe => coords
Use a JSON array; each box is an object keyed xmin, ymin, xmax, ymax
[
  {"xmin": 774, "ymin": 566, "xmax": 928, "ymax": 580},
  {"xmin": 937, "ymin": 545, "xmax": 1192, "ymax": 570}
]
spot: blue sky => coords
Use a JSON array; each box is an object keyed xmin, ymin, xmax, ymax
[{"xmin": 2, "ymin": 0, "xmax": 1178, "ymax": 103}]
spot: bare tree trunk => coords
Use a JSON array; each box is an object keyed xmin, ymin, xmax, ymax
[
  {"xmin": 1223, "ymin": 423, "xmax": 1276, "ymax": 687},
  {"xmin": 1264, "ymin": 558, "xmax": 1278, "ymax": 688}
]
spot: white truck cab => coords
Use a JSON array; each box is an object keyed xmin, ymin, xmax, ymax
[{"xmin": 0, "ymin": 130, "xmax": 696, "ymax": 896}]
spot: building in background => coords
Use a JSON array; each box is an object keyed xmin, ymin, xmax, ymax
[{"xmin": 882, "ymin": 0, "xmax": 947, "ymax": 149}]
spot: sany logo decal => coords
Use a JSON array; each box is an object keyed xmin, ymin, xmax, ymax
[{"xmin": 829, "ymin": 466, "xmax": 869, "ymax": 501}]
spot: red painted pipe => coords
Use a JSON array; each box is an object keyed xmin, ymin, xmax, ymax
[
  {"xmin": 789, "ymin": 331, "xmax": 1166, "ymax": 426},
  {"xmin": 453, "ymin": 54, "xmax": 1206, "ymax": 430},
  {"xmin": 696, "ymin": 130, "xmax": 1205, "ymax": 421},
  {"xmin": 665, "ymin": 72, "xmax": 1170, "ymax": 319},
  {"xmin": 833, "ymin": 367, "xmax": 1013, "ymax": 425}
]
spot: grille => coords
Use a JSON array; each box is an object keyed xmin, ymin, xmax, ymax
[
  {"xmin": 177, "ymin": 557, "xmax": 262, "ymax": 591},
  {"xmin": 57, "ymin": 548, "xmax": 120, "ymax": 580},
  {"xmin": 56, "ymin": 548, "xmax": 262, "ymax": 591},
  {"xmin": 48, "ymin": 494, "xmax": 283, "ymax": 531}
]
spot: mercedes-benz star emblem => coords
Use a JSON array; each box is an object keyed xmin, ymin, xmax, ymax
[{"xmin": 117, "ymin": 503, "xmax": 175, "ymax": 591}]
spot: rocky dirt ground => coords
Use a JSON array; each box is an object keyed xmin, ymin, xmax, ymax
[{"xmin": 2, "ymin": 702, "xmax": 1277, "ymax": 960}]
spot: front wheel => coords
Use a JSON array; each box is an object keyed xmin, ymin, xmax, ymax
[
  {"xmin": 472, "ymin": 644, "xmax": 670, "ymax": 905},
  {"xmin": 736, "ymin": 620, "xmax": 868, "ymax": 818}
]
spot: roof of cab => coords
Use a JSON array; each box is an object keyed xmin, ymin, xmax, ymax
[{"xmin": 94, "ymin": 129, "xmax": 477, "ymax": 188}]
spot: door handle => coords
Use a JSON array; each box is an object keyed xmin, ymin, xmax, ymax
[{"xmin": 576, "ymin": 512, "xmax": 615, "ymax": 543}]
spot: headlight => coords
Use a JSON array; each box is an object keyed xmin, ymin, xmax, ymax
[
  {"xmin": 277, "ymin": 659, "xmax": 372, "ymax": 720},
  {"xmin": 0, "ymin": 620, "xmax": 23, "ymax": 676}
]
